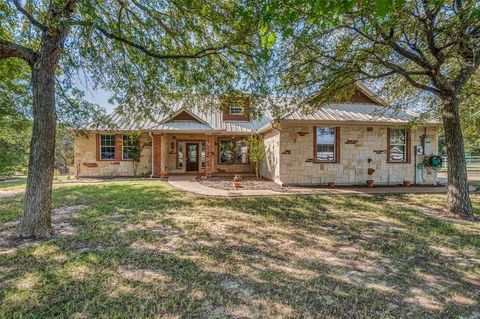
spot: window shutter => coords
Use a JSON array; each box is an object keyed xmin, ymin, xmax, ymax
[
  {"xmin": 335, "ymin": 127, "xmax": 341, "ymax": 163},
  {"xmin": 96, "ymin": 133, "xmax": 100, "ymax": 161},
  {"xmin": 386, "ymin": 128, "xmax": 391, "ymax": 163},
  {"xmin": 406, "ymin": 129, "xmax": 411, "ymax": 163},
  {"xmin": 312, "ymin": 126, "xmax": 317, "ymax": 161}
]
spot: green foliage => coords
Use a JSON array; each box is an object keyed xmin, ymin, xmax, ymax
[
  {"xmin": 245, "ymin": 134, "xmax": 265, "ymax": 178},
  {"xmin": 0, "ymin": 59, "xmax": 31, "ymax": 176}
]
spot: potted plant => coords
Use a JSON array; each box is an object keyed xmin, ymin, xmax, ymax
[
  {"xmin": 403, "ymin": 180, "xmax": 412, "ymax": 187},
  {"xmin": 233, "ymin": 174, "xmax": 242, "ymax": 189},
  {"xmin": 421, "ymin": 155, "xmax": 443, "ymax": 174},
  {"xmin": 366, "ymin": 158, "xmax": 375, "ymax": 187}
]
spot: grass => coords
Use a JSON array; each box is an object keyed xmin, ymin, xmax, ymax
[{"xmin": 0, "ymin": 180, "xmax": 479, "ymax": 318}]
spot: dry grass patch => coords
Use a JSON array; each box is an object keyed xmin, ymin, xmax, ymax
[{"xmin": 0, "ymin": 181, "xmax": 479, "ymax": 318}]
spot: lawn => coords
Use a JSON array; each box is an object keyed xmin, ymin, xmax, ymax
[{"xmin": 0, "ymin": 181, "xmax": 479, "ymax": 318}]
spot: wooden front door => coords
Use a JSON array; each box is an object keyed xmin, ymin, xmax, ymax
[{"xmin": 186, "ymin": 143, "xmax": 199, "ymax": 171}]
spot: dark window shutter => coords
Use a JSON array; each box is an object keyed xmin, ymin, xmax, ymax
[{"xmin": 335, "ymin": 127, "xmax": 341, "ymax": 163}]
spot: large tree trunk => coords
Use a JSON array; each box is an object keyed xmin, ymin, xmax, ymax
[
  {"xmin": 442, "ymin": 96, "xmax": 473, "ymax": 218},
  {"xmin": 14, "ymin": 28, "xmax": 67, "ymax": 238},
  {"xmin": 14, "ymin": 63, "xmax": 57, "ymax": 238}
]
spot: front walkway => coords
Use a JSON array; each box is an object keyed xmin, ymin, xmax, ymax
[{"xmin": 168, "ymin": 176, "xmax": 449, "ymax": 197}]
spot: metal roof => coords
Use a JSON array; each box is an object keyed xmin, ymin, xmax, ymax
[
  {"xmin": 90, "ymin": 100, "xmax": 432, "ymax": 133},
  {"xmin": 281, "ymin": 103, "xmax": 419, "ymax": 123}
]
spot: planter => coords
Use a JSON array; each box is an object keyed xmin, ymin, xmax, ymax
[
  {"xmin": 327, "ymin": 182, "xmax": 336, "ymax": 188},
  {"xmin": 403, "ymin": 180, "xmax": 412, "ymax": 187},
  {"xmin": 367, "ymin": 168, "xmax": 376, "ymax": 176},
  {"xmin": 366, "ymin": 179, "xmax": 375, "ymax": 187},
  {"xmin": 233, "ymin": 174, "xmax": 242, "ymax": 189}
]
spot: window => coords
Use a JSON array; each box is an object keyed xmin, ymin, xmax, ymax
[
  {"xmin": 315, "ymin": 127, "xmax": 336, "ymax": 162},
  {"xmin": 177, "ymin": 142, "xmax": 184, "ymax": 168},
  {"xmin": 389, "ymin": 128, "xmax": 407, "ymax": 162},
  {"xmin": 100, "ymin": 134, "xmax": 116, "ymax": 160},
  {"xmin": 219, "ymin": 138, "xmax": 248, "ymax": 164},
  {"xmin": 201, "ymin": 143, "xmax": 206, "ymax": 168},
  {"xmin": 122, "ymin": 135, "xmax": 139, "ymax": 160},
  {"xmin": 229, "ymin": 102, "xmax": 244, "ymax": 115},
  {"xmin": 219, "ymin": 139, "xmax": 234, "ymax": 164},
  {"xmin": 236, "ymin": 140, "xmax": 248, "ymax": 164}
]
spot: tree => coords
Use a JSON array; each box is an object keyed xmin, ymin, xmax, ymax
[
  {"xmin": 245, "ymin": 134, "xmax": 265, "ymax": 178},
  {"xmin": 0, "ymin": 0, "xmax": 262, "ymax": 238},
  {"xmin": 124, "ymin": 133, "xmax": 143, "ymax": 177},
  {"xmin": 265, "ymin": 0, "xmax": 480, "ymax": 218},
  {"xmin": 0, "ymin": 59, "xmax": 31, "ymax": 176}
]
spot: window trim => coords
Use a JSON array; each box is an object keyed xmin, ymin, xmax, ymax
[
  {"xmin": 229, "ymin": 103, "xmax": 245, "ymax": 115},
  {"xmin": 218, "ymin": 138, "xmax": 250, "ymax": 165},
  {"xmin": 387, "ymin": 128, "xmax": 411, "ymax": 164},
  {"xmin": 313, "ymin": 126, "xmax": 340, "ymax": 164},
  {"xmin": 99, "ymin": 134, "xmax": 116, "ymax": 161}
]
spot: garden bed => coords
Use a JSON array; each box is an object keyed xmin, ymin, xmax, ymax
[{"xmin": 197, "ymin": 176, "xmax": 287, "ymax": 191}]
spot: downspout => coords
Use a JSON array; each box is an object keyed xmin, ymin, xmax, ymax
[{"xmin": 149, "ymin": 132, "xmax": 154, "ymax": 178}]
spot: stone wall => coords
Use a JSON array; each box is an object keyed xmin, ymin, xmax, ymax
[
  {"xmin": 277, "ymin": 124, "xmax": 438, "ymax": 186},
  {"xmin": 260, "ymin": 129, "xmax": 281, "ymax": 183},
  {"xmin": 74, "ymin": 132, "xmax": 152, "ymax": 177}
]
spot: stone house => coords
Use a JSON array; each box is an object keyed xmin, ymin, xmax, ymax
[{"xmin": 74, "ymin": 85, "xmax": 440, "ymax": 185}]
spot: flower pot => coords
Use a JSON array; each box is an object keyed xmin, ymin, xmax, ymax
[
  {"xmin": 327, "ymin": 182, "xmax": 336, "ymax": 188},
  {"xmin": 233, "ymin": 181, "xmax": 241, "ymax": 189},
  {"xmin": 367, "ymin": 168, "xmax": 375, "ymax": 176},
  {"xmin": 403, "ymin": 180, "xmax": 412, "ymax": 187},
  {"xmin": 366, "ymin": 179, "xmax": 375, "ymax": 187}
]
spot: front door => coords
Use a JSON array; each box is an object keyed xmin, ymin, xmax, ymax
[{"xmin": 186, "ymin": 143, "xmax": 199, "ymax": 171}]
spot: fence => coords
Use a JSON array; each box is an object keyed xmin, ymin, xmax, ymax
[{"xmin": 441, "ymin": 156, "xmax": 480, "ymax": 172}]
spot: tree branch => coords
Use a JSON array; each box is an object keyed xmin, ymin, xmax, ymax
[
  {"xmin": 12, "ymin": 0, "xmax": 47, "ymax": 31},
  {"xmin": 72, "ymin": 20, "xmax": 232, "ymax": 60},
  {"xmin": 0, "ymin": 38, "xmax": 35, "ymax": 63}
]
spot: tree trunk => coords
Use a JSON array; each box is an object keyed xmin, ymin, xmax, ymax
[
  {"xmin": 15, "ymin": 60, "xmax": 58, "ymax": 238},
  {"xmin": 442, "ymin": 96, "xmax": 473, "ymax": 218}
]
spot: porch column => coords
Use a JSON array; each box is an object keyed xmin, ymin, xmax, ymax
[
  {"xmin": 205, "ymin": 134, "xmax": 214, "ymax": 177},
  {"xmin": 153, "ymin": 134, "xmax": 162, "ymax": 177},
  {"xmin": 160, "ymin": 134, "xmax": 168, "ymax": 177}
]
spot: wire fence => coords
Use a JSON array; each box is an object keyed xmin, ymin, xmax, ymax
[{"xmin": 441, "ymin": 156, "xmax": 480, "ymax": 172}]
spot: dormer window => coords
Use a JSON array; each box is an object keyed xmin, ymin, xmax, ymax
[{"xmin": 229, "ymin": 103, "xmax": 244, "ymax": 115}]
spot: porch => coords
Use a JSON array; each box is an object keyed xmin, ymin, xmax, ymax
[{"xmin": 151, "ymin": 133, "xmax": 253, "ymax": 177}]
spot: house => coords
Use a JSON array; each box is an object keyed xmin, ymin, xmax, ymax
[{"xmin": 73, "ymin": 85, "xmax": 440, "ymax": 185}]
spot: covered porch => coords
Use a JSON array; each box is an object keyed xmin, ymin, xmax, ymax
[{"xmin": 150, "ymin": 132, "xmax": 252, "ymax": 177}]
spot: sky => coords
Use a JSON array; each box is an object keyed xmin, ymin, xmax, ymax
[{"xmin": 72, "ymin": 72, "xmax": 115, "ymax": 113}]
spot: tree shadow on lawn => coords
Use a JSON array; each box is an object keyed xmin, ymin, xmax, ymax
[{"xmin": 1, "ymin": 184, "xmax": 479, "ymax": 318}]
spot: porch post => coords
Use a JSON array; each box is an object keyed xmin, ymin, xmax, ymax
[
  {"xmin": 160, "ymin": 134, "xmax": 168, "ymax": 177},
  {"xmin": 205, "ymin": 134, "xmax": 214, "ymax": 177},
  {"xmin": 153, "ymin": 134, "xmax": 162, "ymax": 177}
]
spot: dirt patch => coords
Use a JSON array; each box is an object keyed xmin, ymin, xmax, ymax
[
  {"xmin": 0, "ymin": 205, "xmax": 88, "ymax": 253},
  {"xmin": 0, "ymin": 190, "xmax": 24, "ymax": 199},
  {"xmin": 197, "ymin": 176, "xmax": 288, "ymax": 191}
]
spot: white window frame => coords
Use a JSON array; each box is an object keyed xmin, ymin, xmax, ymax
[
  {"xmin": 229, "ymin": 103, "xmax": 244, "ymax": 115},
  {"xmin": 389, "ymin": 128, "xmax": 407, "ymax": 162},
  {"xmin": 315, "ymin": 127, "xmax": 336, "ymax": 163},
  {"xmin": 100, "ymin": 134, "xmax": 116, "ymax": 160}
]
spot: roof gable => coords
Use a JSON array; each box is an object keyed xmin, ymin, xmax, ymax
[
  {"xmin": 352, "ymin": 83, "xmax": 386, "ymax": 106},
  {"xmin": 161, "ymin": 108, "xmax": 208, "ymax": 125}
]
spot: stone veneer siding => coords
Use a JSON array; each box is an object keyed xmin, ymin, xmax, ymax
[
  {"xmin": 274, "ymin": 124, "xmax": 438, "ymax": 186},
  {"xmin": 74, "ymin": 132, "xmax": 152, "ymax": 177},
  {"xmin": 260, "ymin": 129, "xmax": 281, "ymax": 183}
]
